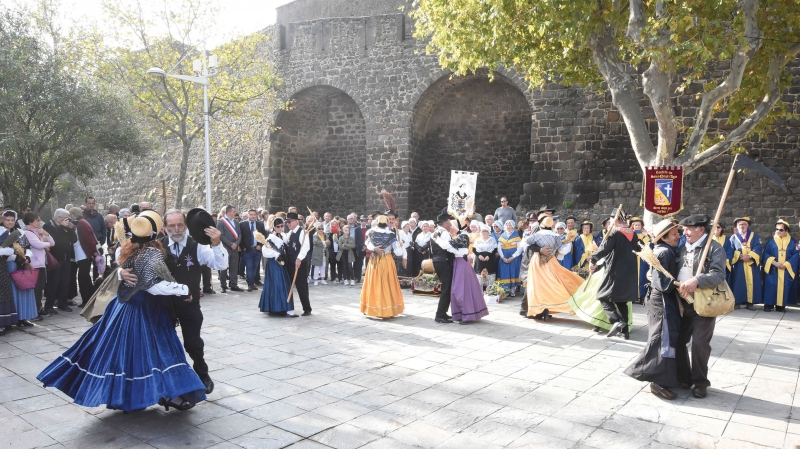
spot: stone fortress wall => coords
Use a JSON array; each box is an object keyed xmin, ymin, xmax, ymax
[{"xmin": 79, "ymin": 0, "xmax": 800, "ymax": 236}]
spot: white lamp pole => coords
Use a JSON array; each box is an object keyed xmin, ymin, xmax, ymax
[{"xmin": 146, "ymin": 32, "xmax": 216, "ymax": 211}]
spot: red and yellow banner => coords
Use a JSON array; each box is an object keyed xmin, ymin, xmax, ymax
[{"xmin": 644, "ymin": 166, "xmax": 684, "ymax": 217}]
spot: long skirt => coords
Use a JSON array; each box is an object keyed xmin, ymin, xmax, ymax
[
  {"xmin": 498, "ymin": 247, "xmax": 521, "ymax": 290},
  {"xmin": 451, "ymin": 258, "xmax": 488, "ymax": 322},
  {"xmin": 37, "ymin": 291, "xmax": 206, "ymax": 411},
  {"xmin": 624, "ymin": 288, "xmax": 680, "ymax": 387},
  {"xmin": 8, "ymin": 261, "xmax": 37, "ymax": 320},
  {"xmin": 568, "ymin": 266, "xmax": 634, "ymax": 330},
  {"xmin": 360, "ymin": 254, "xmax": 404, "ymax": 318},
  {"xmin": 526, "ymin": 254, "xmax": 584, "ymax": 316},
  {"xmin": 259, "ymin": 258, "xmax": 293, "ymax": 313},
  {"xmin": 0, "ymin": 261, "xmax": 18, "ymax": 327}
]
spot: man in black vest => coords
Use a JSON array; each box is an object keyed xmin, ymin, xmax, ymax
[
  {"xmin": 431, "ymin": 213, "xmax": 457, "ymax": 323},
  {"xmin": 284, "ymin": 212, "xmax": 312, "ymax": 315},
  {"xmin": 123, "ymin": 209, "xmax": 228, "ymax": 394}
]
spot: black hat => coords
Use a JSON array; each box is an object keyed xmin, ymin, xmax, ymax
[
  {"xmin": 435, "ymin": 212, "xmax": 455, "ymax": 224},
  {"xmin": 733, "ymin": 216, "xmax": 751, "ymax": 226},
  {"xmin": 359, "ymin": 215, "xmax": 368, "ymax": 220},
  {"xmin": 186, "ymin": 208, "xmax": 216, "ymax": 245},
  {"xmin": 716, "ymin": 221, "xmax": 726, "ymax": 229},
  {"xmin": 601, "ymin": 216, "xmax": 611, "ymax": 226},
  {"xmin": 286, "ymin": 212, "xmax": 299, "ymax": 221},
  {"xmin": 527, "ymin": 212, "xmax": 538, "ymax": 220},
  {"xmin": 565, "ymin": 216, "xmax": 577, "ymax": 222},
  {"xmin": 539, "ymin": 205, "xmax": 556, "ymax": 213},
  {"xmin": 679, "ymin": 214, "xmax": 711, "ymax": 227},
  {"xmin": 384, "ymin": 209, "xmax": 396, "ymax": 217},
  {"xmin": 130, "ymin": 204, "xmax": 140, "ymax": 214},
  {"xmin": 272, "ymin": 217, "xmax": 284, "ymax": 227}
]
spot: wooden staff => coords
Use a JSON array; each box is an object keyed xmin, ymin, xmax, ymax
[
  {"xmin": 286, "ymin": 208, "xmax": 317, "ymax": 303},
  {"xmin": 693, "ymin": 157, "xmax": 737, "ymax": 281}
]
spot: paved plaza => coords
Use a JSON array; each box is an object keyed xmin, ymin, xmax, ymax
[{"xmin": 0, "ymin": 283, "xmax": 799, "ymax": 449}]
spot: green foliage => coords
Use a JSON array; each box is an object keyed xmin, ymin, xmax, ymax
[
  {"xmin": 563, "ymin": 199, "xmax": 575, "ymax": 209},
  {"xmin": 0, "ymin": 5, "xmax": 150, "ymax": 211},
  {"xmin": 88, "ymin": 0, "xmax": 281, "ymax": 208},
  {"xmin": 412, "ymin": 0, "xmax": 800, "ymax": 168}
]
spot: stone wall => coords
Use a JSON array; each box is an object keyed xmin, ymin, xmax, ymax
[{"xmin": 276, "ymin": 0, "xmax": 412, "ymax": 25}]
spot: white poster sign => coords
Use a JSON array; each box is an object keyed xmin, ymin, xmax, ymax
[{"xmin": 448, "ymin": 170, "xmax": 478, "ymax": 217}]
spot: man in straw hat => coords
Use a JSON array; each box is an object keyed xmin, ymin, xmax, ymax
[
  {"xmin": 675, "ymin": 214, "xmax": 727, "ymax": 399},
  {"xmin": 762, "ymin": 219, "xmax": 798, "ymax": 312},
  {"xmin": 624, "ymin": 219, "xmax": 682, "ymax": 400},
  {"xmin": 729, "ymin": 216, "xmax": 763, "ymax": 309}
]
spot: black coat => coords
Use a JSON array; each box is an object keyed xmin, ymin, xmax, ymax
[
  {"xmin": 591, "ymin": 229, "xmax": 641, "ymax": 303},
  {"xmin": 238, "ymin": 220, "xmax": 267, "ymax": 251},
  {"xmin": 352, "ymin": 225, "xmax": 366, "ymax": 257},
  {"xmin": 43, "ymin": 221, "xmax": 77, "ymax": 262}
]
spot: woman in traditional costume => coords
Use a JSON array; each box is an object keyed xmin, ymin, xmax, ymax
[
  {"xmin": 2, "ymin": 210, "xmax": 37, "ymax": 326},
  {"xmin": 37, "ymin": 211, "xmax": 206, "ymax": 412},
  {"xmin": 0, "ymin": 213, "xmax": 20, "ymax": 334},
  {"xmin": 762, "ymin": 219, "xmax": 798, "ymax": 312},
  {"xmin": 396, "ymin": 221, "xmax": 413, "ymax": 279},
  {"xmin": 572, "ymin": 221, "xmax": 596, "ymax": 279},
  {"xmin": 497, "ymin": 220, "xmax": 523, "ymax": 296},
  {"xmin": 259, "ymin": 218, "xmax": 297, "ymax": 317},
  {"xmin": 451, "ymin": 231, "xmax": 488, "ymax": 324},
  {"xmin": 472, "ymin": 224, "xmax": 498, "ymax": 290},
  {"xmin": 360, "ymin": 215, "xmax": 406, "ymax": 318},
  {"xmin": 524, "ymin": 217, "xmax": 584, "ymax": 320},
  {"xmin": 555, "ymin": 222, "xmax": 575, "ymax": 271},
  {"xmin": 412, "ymin": 221, "xmax": 432, "ymax": 276}
]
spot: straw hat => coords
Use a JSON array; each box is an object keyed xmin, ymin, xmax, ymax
[
  {"xmin": 540, "ymin": 216, "xmax": 555, "ymax": 229},
  {"xmin": 651, "ymin": 219, "xmax": 678, "ymax": 244},
  {"xmin": 129, "ymin": 210, "xmax": 162, "ymax": 243}
]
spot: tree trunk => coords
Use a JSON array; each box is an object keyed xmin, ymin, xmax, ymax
[
  {"xmin": 175, "ymin": 141, "xmax": 191, "ymax": 210},
  {"xmin": 642, "ymin": 209, "xmax": 666, "ymax": 228}
]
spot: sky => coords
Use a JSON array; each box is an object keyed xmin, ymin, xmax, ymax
[{"xmin": 3, "ymin": 0, "xmax": 295, "ymax": 47}]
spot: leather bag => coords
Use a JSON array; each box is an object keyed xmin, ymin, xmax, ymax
[
  {"xmin": 45, "ymin": 251, "xmax": 59, "ymax": 271},
  {"xmin": 690, "ymin": 280, "xmax": 735, "ymax": 318}
]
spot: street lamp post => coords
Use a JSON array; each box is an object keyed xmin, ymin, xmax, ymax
[{"xmin": 146, "ymin": 31, "xmax": 216, "ymax": 212}]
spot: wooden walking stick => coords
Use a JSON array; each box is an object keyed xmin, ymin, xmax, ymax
[{"xmin": 286, "ymin": 208, "xmax": 317, "ymax": 303}]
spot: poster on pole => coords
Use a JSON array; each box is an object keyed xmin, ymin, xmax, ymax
[
  {"xmin": 643, "ymin": 166, "xmax": 684, "ymax": 217},
  {"xmin": 448, "ymin": 171, "xmax": 478, "ymax": 217}
]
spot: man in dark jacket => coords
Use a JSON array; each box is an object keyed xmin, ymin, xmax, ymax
[
  {"xmin": 81, "ymin": 196, "xmax": 106, "ymax": 245},
  {"xmin": 590, "ymin": 213, "xmax": 640, "ymax": 339},
  {"xmin": 43, "ymin": 209, "xmax": 77, "ymax": 314},
  {"xmin": 239, "ymin": 209, "xmax": 267, "ymax": 291}
]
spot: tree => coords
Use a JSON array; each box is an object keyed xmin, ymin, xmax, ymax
[
  {"xmin": 412, "ymin": 0, "xmax": 800, "ymax": 221},
  {"xmin": 0, "ymin": 6, "xmax": 150, "ymax": 211},
  {"xmin": 92, "ymin": 0, "xmax": 280, "ymax": 209}
]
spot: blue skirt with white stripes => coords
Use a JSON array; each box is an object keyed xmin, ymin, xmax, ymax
[{"xmin": 36, "ymin": 291, "xmax": 206, "ymax": 411}]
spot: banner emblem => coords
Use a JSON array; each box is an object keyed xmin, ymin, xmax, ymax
[
  {"xmin": 448, "ymin": 171, "xmax": 478, "ymax": 217},
  {"xmin": 644, "ymin": 166, "xmax": 684, "ymax": 216}
]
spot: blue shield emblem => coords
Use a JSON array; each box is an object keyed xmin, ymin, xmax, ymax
[{"xmin": 654, "ymin": 179, "xmax": 673, "ymax": 206}]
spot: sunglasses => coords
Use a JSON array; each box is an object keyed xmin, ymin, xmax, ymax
[{"xmin": 776, "ymin": 228, "xmax": 786, "ymax": 232}]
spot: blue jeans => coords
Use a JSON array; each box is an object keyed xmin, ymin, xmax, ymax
[{"xmin": 242, "ymin": 248, "xmax": 261, "ymax": 287}]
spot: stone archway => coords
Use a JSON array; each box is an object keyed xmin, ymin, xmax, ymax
[
  {"xmin": 268, "ymin": 86, "xmax": 367, "ymax": 214},
  {"xmin": 408, "ymin": 71, "xmax": 533, "ymax": 218}
]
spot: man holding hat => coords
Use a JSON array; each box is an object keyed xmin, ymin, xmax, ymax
[
  {"xmin": 284, "ymin": 212, "xmax": 312, "ymax": 315},
  {"xmin": 675, "ymin": 214, "xmax": 727, "ymax": 398},
  {"xmin": 729, "ymin": 217, "xmax": 763, "ymax": 309},
  {"xmin": 431, "ymin": 213, "xmax": 458, "ymax": 323},
  {"xmin": 121, "ymin": 209, "xmax": 228, "ymax": 395},
  {"xmin": 625, "ymin": 219, "xmax": 682, "ymax": 400}
]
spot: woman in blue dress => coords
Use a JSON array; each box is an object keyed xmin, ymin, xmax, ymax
[
  {"xmin": 1, "ymin": 210, "xmax": 37, "ymax": 326},
  {"xmin": 37, "ymin": 210, "xmax": 206, "ymax": 412},
  {"xmin": 259, "ymin": 218, "xmax": 297, "ymax": 317},
  {"xmin": 497, "ymin": 220, "xmax": 523, "ymax": 296}
]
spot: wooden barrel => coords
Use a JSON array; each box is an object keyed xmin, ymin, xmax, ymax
[{"xmin": 421, "ymin": 259, "xmax": 436, "ymax": 275}]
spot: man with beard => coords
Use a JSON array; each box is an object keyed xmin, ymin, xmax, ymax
[
  {"xmin": 431, "ymin": 213, "xmax": 458, "ymax": 323},
  {"xmin": 122, "ymin": 209, "xmax": 228, "ymax": 394},
  {"xmin": 625, "ymin": 219, "xmax": 682, "ymax": 400}
]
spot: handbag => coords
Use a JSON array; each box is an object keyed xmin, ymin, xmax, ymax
[
  {"xmin": 691, "ymin": 281, "xmax": 735, "ymax": 318},
  {"xmin": 45, "ymin": 251, "xmax": 59, "ymax": 271},
  {"xmin": 9, "ymin": 267, "xmax": 38, "ymax": 291}
]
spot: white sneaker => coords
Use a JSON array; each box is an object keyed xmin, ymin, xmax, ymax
[
  {"xmin": 321, "ymin": 280, "xmax": 328, "ymax": 285},
  {"xmin": 351, "ymin": 280, "xmax": 355, "ymax": 286},
  {"xmin": 314, "ymin": 281, "xmax": 319, "ymax": 286}
]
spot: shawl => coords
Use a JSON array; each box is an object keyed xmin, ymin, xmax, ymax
[
  {"xmin": 118, "ymin": 247, "xmax": 176, "ymax": 302},
  {"xmin": 453, "ymin": 233, "xmax": 470, "ymax": 249},
  {"xmin": 369, "ymin": 228, "xmax": 397, "ymax": 249},
  {"xmin": 473, "ymin": 236, "xmax": 498, "ymax": 253},
  {"xmin": 415, "ymin": 231, "xmax": 432, "ymax": 247},
  {"xmin": 526, "ymin": 230, "xmax": 563, "ymax": 265}
]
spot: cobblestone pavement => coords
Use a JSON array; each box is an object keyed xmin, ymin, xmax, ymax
[{"xmin": 1, "ymin": 281, "xmax": 799, "ymax": 449}]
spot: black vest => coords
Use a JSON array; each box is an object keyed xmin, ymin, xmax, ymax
[
  {"xmin": 285, "ymin": 229, "xmax": 303, "ymax": 265},
  {"xmin": 161, "ymin": 236, "xmax": 202, "ymax": 300},
  {"xmin": 430, "ymin": 229, "xmax": 455, "ymax": 264}
]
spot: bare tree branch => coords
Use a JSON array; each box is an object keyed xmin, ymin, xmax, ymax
[
  {"xmin": 684, "ymin": 0, "xmax": 762, "ymax": 158},
  {"xmin": 626, "ymin": 0, "xmax": 645, "ymax": 44}
]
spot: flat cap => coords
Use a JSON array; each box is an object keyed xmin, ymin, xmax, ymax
[{"xmin": 679, "ymin": 214, "xmax": 711, "ymax": 227}]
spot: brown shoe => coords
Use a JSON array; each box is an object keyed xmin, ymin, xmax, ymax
[
  {"xmin": 680, "ymin": 383, "xmax": 692, "ymax": 390},
  {"xmin": 650, "ymin": 382, "xmax": 677, "ymax": 400},
  {"xmin": 247, "ymin": 285, "xmax": 255, "ymax": 292},
  {"xmin": 693, "ymin": 386, "xmax": 708, "ymax": 398}
]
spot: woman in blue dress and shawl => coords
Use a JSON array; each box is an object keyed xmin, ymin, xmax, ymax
[
  {"xmin": 497, "ymin": 220, "xmax": 523, "ymax": 296},
  {"xmin": 259, "ymin": 218, "xmax": 297, "ymax": 317},
  {"xmin": 37, "ymin": 210, "xmax": 206, "ymax": 412}
]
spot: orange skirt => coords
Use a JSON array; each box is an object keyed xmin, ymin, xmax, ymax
[
  {"xmin": 360, "ymin": 254, "xmax": 405, "ymax": 318},
  {"xmin": 527, "ymin": 254, "xmax": 584, "ymax": 316}
]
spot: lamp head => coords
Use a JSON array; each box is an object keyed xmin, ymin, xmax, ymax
[{"xmin": 146, "ymin": 67, "xmax": 166, "ymax": 77}]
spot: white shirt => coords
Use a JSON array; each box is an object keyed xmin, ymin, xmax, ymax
[
  {"xmin": 284, "ymin": 226, "xmax": 310, "ymax": 261},
  {"xmin": 262, "ymin": 234, "xmax": 285, "ymax": 259},
  {"xmin": 166, "ymin": 232, "xmax": 229, "ymax": 271},
  {"xmin": 434, "ymin": 226, "xmax": 464, "ymax": 256},
  {"xmin": 73, "ymin": 229, "xmax": 87, "ymax": 262}
]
